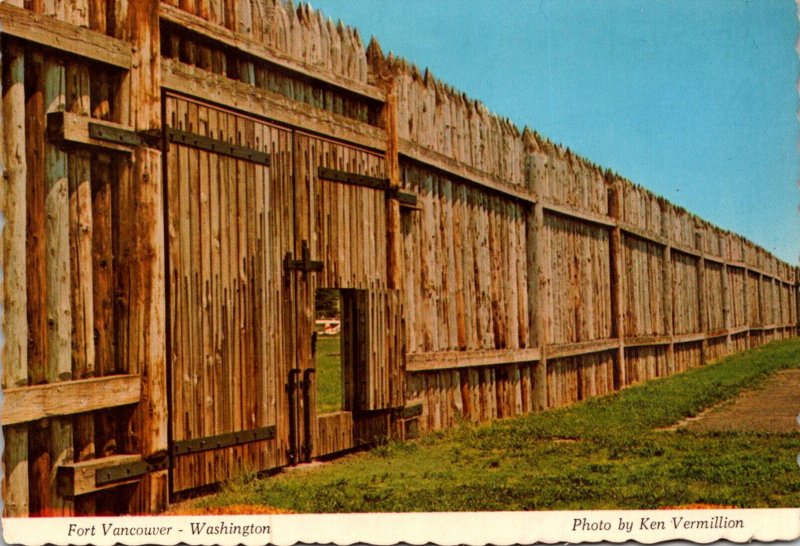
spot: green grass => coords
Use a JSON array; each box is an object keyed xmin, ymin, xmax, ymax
[
  {"xmin": 194, "ymin": 338, "xmax": 800, "ymax": 512},
  {"xmin": 315, "ymin": 335, "xmax": 343, "ymax": 413}
]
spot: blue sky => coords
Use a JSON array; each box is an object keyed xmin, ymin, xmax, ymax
[{"xmin": 308, "ymin": 0, "xmax": 799, "ymax": 265}]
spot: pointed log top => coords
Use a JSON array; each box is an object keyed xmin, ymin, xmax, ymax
[
  {"xmin": 366, "ymin": 35, "xmax": 384, "ymax": 63},
  {"xmin": 423, "ymin": 67, "xmax": 434, "ymax": 86}
]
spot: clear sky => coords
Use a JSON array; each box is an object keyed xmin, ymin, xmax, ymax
[{"xmin": 308, "ymin": 0, "xmax": 799, "ymax": 265}]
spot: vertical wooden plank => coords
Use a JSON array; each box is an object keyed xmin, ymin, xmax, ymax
[
  {"xmin": 722, "ymin": 260, "xmax": 732, "ymax": 354},
  {"xmin": 43, "ymin": 56, "xmax": 74, "ymax": 517},
  {"xmin": 113, "ymin": 0, "xmax": 168, "ymax": 512},
  {"xmin": 2, "ymin": 41, "xmax": 29, "ymax": 518},
  {"xmin": 528, "ymin": 154, "xmax": 548, "ymax": 410},
  {"xmin": 25, "ymin": 51, "xmax": 46, "ymax": 383},
  {"xmin": 661, "ymin": 207, "xmax": 674, "ymax": 375},
  {"xmin": 795, "ymin": 269, "xmax": 800, "ymax": 335},
  {"xmin": 695, "ymin": 231, "xmax": 707, "ymax": 364},
  {"xmin": 91, "ymin": 67, "xmax": 118, "ymax": 464},
  {"xmin": 25, "ymin": 50, "xmax": 50, "ymax": 515},
  {"xmin": 608, "ymin": 180, "xmax": 625, "ymax": 388},
  {"xmin": 65, "ymin": 0, "xmax": 96, "ymax": 511}
]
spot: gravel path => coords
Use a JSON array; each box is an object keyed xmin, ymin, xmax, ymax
[{"xmin": 679, "ymin": 369, "xmax": 800, "ymax": 433}]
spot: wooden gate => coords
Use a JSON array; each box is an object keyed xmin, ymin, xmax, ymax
[
  {"xmin": 288, "ymin": 133, "xmax": 404, "ymax": 461},
  {"xmin": 165, "ymin": 97, "xmax": 404, "ymax": 491},
  {"xmin": 165, "ymin": 95, "xmax": 294, "ymax": 492}
]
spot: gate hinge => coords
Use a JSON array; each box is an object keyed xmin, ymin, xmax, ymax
[
  {"xmin": 387, "ymin": 188, "xmax": 419, "ymax": 208},
  {"xmin": 171, "ymin": 426, "xmax": 277, "ymax": 457},
  {"xmin": 284, "ymin": 240, "xmax": 323, "ymax": 273},
  {"xmin": 138, "ymin": 129, "xmax": 164, "ymax": 148}
]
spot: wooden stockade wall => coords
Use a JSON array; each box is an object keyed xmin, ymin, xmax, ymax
[{"xmin": 1, "ymin": 0, "xmax": 798, "ymax": 516}]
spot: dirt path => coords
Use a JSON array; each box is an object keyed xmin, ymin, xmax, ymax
[{"xmin": 676, "ymin": 369, "xmax": 800, "ymax": 433}]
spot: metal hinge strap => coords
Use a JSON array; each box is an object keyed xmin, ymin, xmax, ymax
[
  {"xmin": 318, "ymin": 166, "xmax": 388, "ymax": 190},
  {"xmin": 167, "ymin": 127, "xmax": 271, "ymax": 166},
  {"xmin": 171, "ymin": 425, "xmax": 276, "ymax": 456}
]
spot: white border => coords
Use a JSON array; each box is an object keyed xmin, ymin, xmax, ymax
[{"xmin": 3, "ymin": 509, "xmax": 799, "ymax": 545}]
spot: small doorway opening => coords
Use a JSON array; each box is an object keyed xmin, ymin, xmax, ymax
[{"xmin": 314, "ymin": 288, "xmax": 344, "ymax": 414}]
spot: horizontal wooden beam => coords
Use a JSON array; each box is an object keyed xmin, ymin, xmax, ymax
[
  {"xmin": 620, "ymin": 223, "xmax": 668, "ymax": 246},
  {"xmin": 671, "ymin": 242, "xmax": 702, "ymax": 260},
  {"xmin": 0, "ymin": 3, "xmax": 132, "ymax": 69},
  {"xmin": 56, "ymin": 455, "xmax": 143, "ymax": 497},
  {"xmin": 673, "ymin": 332, "xmax": 706, "ymax": 344},
  {"xmin": 723, "ymin": 261, "xmax": 794, "ymax": 286},
  {"xmin": 160, "ymin": 4, "xmax": 384, "ymax": 103},
  {"xmin": 406, "ymin": 348, "xmax": 541, "ymax": 372},
  {"xmin": 47, "ymin": 112, "xmax": 140, "ymax": 153},
  {"xmin": 163, "ymin": 61, "xmax": 386, "ymax": 152},
  {"xmin": 624, "ymin": 335, "xmax": 671, "ymax": 348},
  {"xmin": 407, "ymin": 323, "xmax": 797, "ymax": 372},
  {"xmin": 541, "ymin": 201, "xmax": 617, "ymax": 228},
  {"xmin": 2, "ymin": 375, "xmax": 140, "ymax": 426},
  {"xmin": 547, "ymin": 338, "xmax": 619, "ymax": 359},
  {"xmin": 395, "ymin": 401, "xmax": 424, "ymax": 419},
  {"xmin": 398, "ymin": 139, "xmax": 535, "ymax": 204},
  {"xmin": 751, "ymin": 324, "xmax": 779, "ymax": 331}
]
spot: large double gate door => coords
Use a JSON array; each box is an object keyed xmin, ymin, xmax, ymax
[
  {"xmin": 165, "ymin": 95, "xmax": 402, "ymax": 493},
  {"xmin": 165, "ymin": 95, "xmax": 293, "ymax": 492}
]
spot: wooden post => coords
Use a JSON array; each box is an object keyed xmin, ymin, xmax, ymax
[
  {"xmin": 90, "ymin": 71, "xmax": 118, "ymax": 462},
  {"xmin": 695, "ymin": 231, "xmax": 707, "ymax": 364},
  {"xmin": 608, "ymin": 181, "xmax": 625, "ymax": 388},
  {"xmin": 742, "ymin": 240, "xmax": 751, "ymax": 347},
  {"xmin": 771, "ymin": 277, "xmax": 777, "ymax": 332},
  {"xmin": 757, "ymin": 272, "xmax": 764, "ymax": 333},
  {"xmin": 25, "ymin": 49, "xmax": 51, "ymax": 516},
  {"xmin": 66, "ymin": 49, "xmax": 96, "ymax": 513},
  {"xmin": 660, "ymin": 205, "xmax": 674, "ymax": 375},
  {"xmin": 2, "ymin": 40, "xmax": 30, "ymax": 518},
  {"xmin": 527, "ymin": 154, "xmax": 549, "ymax": 411},
  {"xmin": 113, "ymin": 0, "xmax": 168, "ymax": 513},
  {"xmin": 43, "ymin": 57, "xmax": 75, "ymax": 517},
  {"xmin": 795, "ymin": 268, "xmax": 799, "ymax": 336},
  {"xmin": 384, "ymin": 81, "xmax": 402, "ymax": 292},
  {"xmin": 722, "ymin": 260, "xmax": 732, "ymax": 355}
]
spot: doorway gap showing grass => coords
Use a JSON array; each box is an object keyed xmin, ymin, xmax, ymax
[
  {"xmin": 181, "ymin": 338, "xmax": 800, "ymax": 513},
  {"xmin": 314, "ymin": 288, "xmax": 344, "ymax": 414}
]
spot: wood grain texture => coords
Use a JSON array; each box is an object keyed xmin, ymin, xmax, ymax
[
  {"xmin": 167, "ymin": 96, "xmax": 287, "ymax": 491},
  {"xmin": 2, "ymin": 41, "xmax": 30, "ymax": 518},
  {"xmin": 3, "ymin": 375, "xmax": 141, "ymax": 426},
  {"xmin": 2, "ymin": 0, "xmax": 798, "ymax": 513},
  {"xmin": 0, "ymin": 3, "xmax": 132, "ymax": 69}
]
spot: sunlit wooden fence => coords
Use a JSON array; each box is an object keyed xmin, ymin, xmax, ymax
[{"xmin": 1, "ymin": 0, "xmax": 797, "ymax": 516}]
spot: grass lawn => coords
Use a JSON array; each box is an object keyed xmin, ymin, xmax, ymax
[
  {"xmin": 186, "ymin": 338, "xmax": 800, "ymax": 512},
  {"xmin": 315, "ymin": 334, "xmax": 343, "ymax": 413}
]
